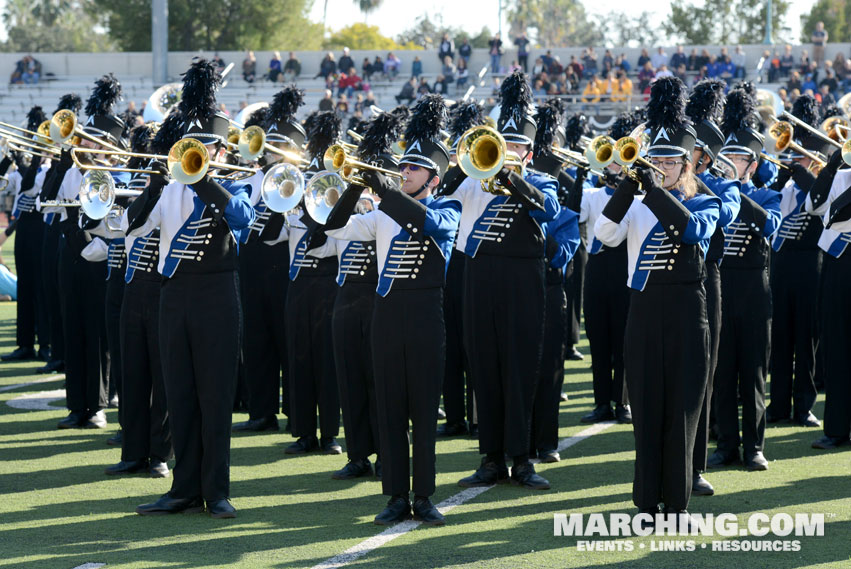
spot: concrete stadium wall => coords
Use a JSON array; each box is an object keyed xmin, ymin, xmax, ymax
[{"xmin": 3, "ymin": 43, "xmax": 851, "ymax": 83}]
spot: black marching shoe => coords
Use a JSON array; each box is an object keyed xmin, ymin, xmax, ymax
[
  {"xmin": 615, "ymin": 404, "xmax": 632, "ymax": 424},
  {"xmin": 566, "ymin": 345, "xmax": 584, "ymax": 361},
  {"xmin": 706, "ymin": 449, "xmax": 741, "ymax": 468},
  {"xmin": 663, "ymin": 508, "xmax": 699, "ymax": 533},
  {"xmin": 412, "ymin": 496, "xmax": 445, "ymax": 526},
  {"xmin": 84, "ymin": 410, "xmax": 108, "ymax": 429},
  {"xmin": 207, "ymin": 498, "xmax": 237, "ymax": 519},
  {"xmin": 537, "ymin": 449, "xmax": 560, "ymax": 463},
  {"xmin": 105, "ymin": 459, "xmax": 148, "ymax": 475},
  {"xmin": 37, "ymin": 346, "xmax": 51, "ymax": 361},
  {"xmin": 233, "ymin": 415, "xmax": 280, "ymax": 432},
  {"xmin": 744, "ymin": 451, "xmax": 768, "ymax": 471},
  {"xmin": 332, "ymin": 458, "xmax": 373, "ymax": 480},
  {"xmin": 637, "ymin": 507, "xmax": 661, "ymax": 531},
  {"xmin": 437, "ymin": 407, "xmax": 446, "ymax": 420},
  {"xmin": 149, "ymin": 460, "xmax": 170, "ymax": 478},
  {"xmin": 812, "ymin": 435, "xmax": 850, "ymax": 449},
  {"xmin": 321, "ymin": 437, "xmax": 343, "ymax": 454},
  {"xmin": 510, "ymin": 462, "xmax": 550, "ymax": 490},
  {"xmin": 106, "ymin": 431, "xmax": 123, "ymax": 446},
  {"xmin": 436, "ymin": 421, "xmax": 468, "ymax": 437},
  {"xmin": 692, "ymin": 470, "xmax": 714, "ymax": 496},
  {"xmin": 581, "ymin": 404, "xmax": 614, "ymax": 424},
  {"xmin": 57, "ymin": 411, "xmax": 86, "ymax": 429},
  {"xmin": 374, "ymin": 495, "xmax": 412, "ymax": 525},
  {"xmin": 374, "ymin": 459, "xmax": 382, "ymax": 480},
  {"xmin": 795, "ymin": 411, "xmax": 821, "ymax": 428},
  {"xmin": 1, "ymin": 346, "xmax": 37, "ymax": 361},
  {"xmin": 37, "ymin": 360, "xmax": 65, "ymax": 374},
  {"xmin": 458, "ymin": 458, "xmax": 509, "ymax": 487},
  {"xmin": 285, "ymin": 436, "xmax": 319, "ymax": 454},
  {"xmin": 136, "ymin": 493, "xmax": 204, "ymax": 516}
]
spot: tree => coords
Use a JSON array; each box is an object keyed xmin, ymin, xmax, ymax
[
  {"xmin": 2, "ymin": 0, "xmax": 116, "ymax": 52},
  {"xmin": 506, "ymin": 0, "xmax": 603, "ymax": 47},
  {"xmin": 323, "ymin": 23, "xmax": 420, "ymax": 51},
  {"xmin": 92, "ymin": 0, "xmax": 324, "ymax": 51},
  {"xmin": 665, "ymin": 0, "xmax": 790, "ymax": 45},
  {"xmin": 800, "ymin": 0, "xmax": 849, "ymax": 43},
  {"xmin": 354, "ymin": 0, "xmax": 382, "ymax": 23},
  {"xmin": 596, "ymin": 11, "xmax": 662, "ymax": 49},
  {"xmin": 456, "ymin": 27, "xmax": 494, "ymax": 49}
]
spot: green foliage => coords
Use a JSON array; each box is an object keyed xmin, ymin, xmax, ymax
[
  {"xmin": 1, "ymin": 0, "xmax": 116, "ymax": 52},
  {"xmin": 664, "ymin": 0, "xmax": 790, "ymax": 45},
  {"xmin": 323, "ymin": 23, "xmax": 420, "ymax": 51},
  {"xmin": 506, "ymin": 0, "xmax": 603, "ymax": 47},
  {"xmin": 800, "ymin": 0, "xmax": 849, "ymax": 43},
  {"xmin": 91, "ymin": 0, "xmax": 324, "ymax": 51},
  {"xmin": 455, "ymin": 27, "xmax": 494, "ymax": 49},
  {"xmin": 596, "ymin": 11, "xmax": 661, "ymax": 49}
]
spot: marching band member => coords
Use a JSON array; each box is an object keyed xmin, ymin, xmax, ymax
[
  {"xmin": 452, "ymin": 71, "xmax": 560, "ymax": 490},
  {"xmin": 232, "ymin": 86, "xmax": 305, "ymax": 434},
  {"xmin": 685, "ymin": 78, "xmax": 740, "ymax": 496},
  {"xmin": 129, "ymin": 60, "xmax": 254, "ymax": 518},
  {"xmin": 324, "ymin": 95, "xmax": 461, "ymax": 526},
  {"xmin": 595, "ymin": 76, "xmax": 720, "ymax": 521},
  {"xmin": 579, "ymin": 112, "xmax": 639, "ymax": 425},
  {"xmin": 284, "ymin": 111, "xmax": 341, "ymax": 455},
  {"xmin": 1, "ymin": 107, "xmax": 50, "ymax": 363},
  {"xmin": 527, "ymin": 99, "xmax": 581, "ymax": 462},
  {"xmin": 766, "ymin": 95, "xmax": 827, "ymax": 428},
  {"xmin": 709, "ymin": 87, "xmax": 781, "ymax": 472}
]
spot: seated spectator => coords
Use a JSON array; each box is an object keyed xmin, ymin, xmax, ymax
[
  {"xmin": 568, "ymin": 55, "xmax": 583, "ymax": 79},
  {"xmin": 599, "ymin": 71, "xmax": 615, "ymax": 101},
  {"xmin": 834, "ymin": 52, "xmax": 848, "ymax": 80},
  {"xmin": 212, "ymin": 52, "xmax": 226, "ymax": 74},
  {"xmin": 541, "ymin": 50, "xmax": 554, "ymax": 70},
  {"xmin": 353, "ymin": 93, "xmax": 365, "ymax": 115},
  {"xmin": 411, "ymin": 56, "xmax": 423, "ymax": 79},
  {"xmin": 417, "ymin": 77, "xmax": 432, "ymax": 96},
  {"xmin": 283, "ymin": 52, "xmax": 302, "ymax": 82},
  {"xmin": 786, "ymin": 70, "xmax": 802, "ymax": 93},
  {"xmin": 799, "ymin": 49, "xmax": 811, "ymax": 74},
  {"xmin": 717, "ymin": 55, "xmax": 735, "ymax": 82},
  {"xmin": 692, "ymin": 66, "xmax": 709, "ymax": 87},
  {"xmin": 820, "ymin": 69, "xmax": 839, "ymax": 95},
  {"xmin": 654, "ymin": 64, "xmax": 673, "ymax": 80},
  {"xmin": 548, "ymin": 55, "xmax": 564, "ymax": 76},
  {"xmin": 315, "ymin": 52, "xmax": 337, "ymax": 79},
  {"xmin": 637, "ymin": 48, "xmax": 651, "ymax": 68},
  {"xmin": 509, "ymin": 60, "xmax": 522, "ymax": 74},
  {"xmin": 396, "ymin": 77, "xmax": 416, "ymax": 104},
  {"xmin": 338, "ymin": 48, "xmax": 355, "ymax": 78},
  {"xmin": 581, "ymin": 75, "xmax": 601, "ymax": 103},
  {"xmin": 706, "ymin": 55, "xmax": 719, "ymax": 78},
  {"xmin": 336, "ymin": 94, "xmax": 349, "ymax": 115},
  {"xmin": 651, "ymin": 47, "xmax": 668, "ymax": 69},
  {"xmin": 670, "ymin": 46, "xmax": 687, "ymax": 70},
  {"xmin": 362, "ymin": 57, "xmax": 372, "ymax": 80},
  {"xmin": 697, "ymin": 49, "xmax": 711, "ymax": 70},
  {"xmin": 269, "ymin": 51, "xmax": 283, "ymax": 82},
  {"xmin": 384, "ymin": 52, "xmax": 402, "ymax": 79},
  {"xmin": 9, "ymin": 57, "xmax": 24, "ymax": 84},
  {"xmin": 687, "ymin": 48, "xmax": 699, "ymax": 71},
  {"xmin": 434, "ymin": 74, "xmax": 449, "ymax": 95},
  {"xmin": 532, "ymin": 57, "xmax": 545, "ymax": 77},
  {"xmin": 611, "ymin": 70, "xmax": 633, "ymax": 103},
  {"xmin": 21, "ymin": 55, "xmax": 41, "ymax": 85},
  {"xmin": 533, "ymin": 79, "xmax": 547, "ymax": 101},
  {"xmin": 582, "ymin": 48, "xmax": 598, "ymax": 79},
  {"xmin": 242, "ymin": 51, "xmax": 257, "ymax": 83},
  {"xmin": 769, "ymin": 50, "xmax": 781, "ymax": 83},
  {"xmin": 637, "ymin": 61, "xmax": 655, "ymax": 92},
  {"xmin": 674, "ymin": 63, "xmax": 688, "ymax": 83},
  {"xmin": 363, "ymin": 91, "xmax": 377, "ymax": 117},
  {"xmin": 338, "ymin": 67, "xmax": 365, "ymax": 97},
  {"xmin": 371, "ymin": 56, "xmax": 384, "ymax": 80},
  {"xmin": 618, "ymin": 53, "xmax": 631, "ymax": 74},
  {"xmin": 818, "ymin": 84, "xmax": 836, "ymax": 106},
  {"xmin": 442, "ymin": 56, "xmax": 457, "ymax": 85},
  {"xmin": 779, "ymin": 44, "xmax": 794, "ymax": 77},
  {"xmin": 458, "ymin": 38, "xmax": 472, "ymax": 65},
  {"xmin": 602, "ymin": 49, "xmax": 614, "ymax": 74},
  {"xmin": 319, "ymin": 89, "xmax": 334, "ymax": 111},
  {"xmin": 732, "ymin": 45, "xmax": 747, "ymax": 79},
  {"xmin": 565, "ymin": 67, "xmax": 580, "ymax": 92},
  {"xmin": 456, "ymin": 58, "xmax": 469, "ymax": 90},
  {"xmin": 801, "ymin": 73, "xmax": 817, "ymax": 94}
]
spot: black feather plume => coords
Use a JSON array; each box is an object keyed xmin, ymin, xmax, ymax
[
  {"xmin": 302, "ymin": 110, "xmax": 320, "ymax": 139},
  {"xmin": 151, "ymin": 110, "xmax": 184, "ymax": 155},
  {"xmin": 735, "ymin": 81, "xmax": 757, "ymax": 98},
  {"xmin": 26, "ymin": 106, "xmax": 46, "ymax": 132},
  {"xmin": 403, "ymin": 94, "xmax": 447, "ymax": 143},
  {"xmin": 721, "ymin": 88, "xmax": 756, "ymax": 135},
  {"xmin": 448, "ymin": 100, "xmax": 485, "ymax": 140},
  {"xmin": 245, "ymin": 107, "xmax": 269, "ymax": 128},
  {"xmin": 533, "ymin": 99, "xmax": 565, "ymax": 158},
  {"xmin": 609, "ymin": 112, "xmax": 641, "ymax": 140},
  {"xmin": 391, "ymin": 105, "xmax": 411, "ymax": 122},
  {"xmin": 647, "ymin": 76, "xmax": 690, "ymax": 132},
  {"xmin": 358, "ymin": 112, "xmax": 404, "ymax": 160},
  {"xmin": 498, "ymin": 70, "xmax": 532, "ymax": 126},
  {"xmin": 564, "ymin": 113, "xmax": 588, "ymax": 150},
  {"xmin": 177, "ymin": 59, "xmax": 220, "ymax": 120},
  {"xmin": 267, "ymin": 85, "xmax": 305, "ymax": 125},
  {"xmin": 54, "ymin": 93, "xmax": 82, "ymax": 115},
  {"xmin": 686, "ymin": 79, "xmax": 727, "ymax": 125},
  {"xmin": 129, "ymin": 124, "xmax": 155, "ymax": 153},
  {"xmin": 85, "ymin": 73, "xmax": 122, "ymax": 117},
  {"xmin": 821, "ymin": 104, "xmax": 845, "ymax": 120},
  {"xmin": 306, "ymin": 111, "xmax": 341, "ymax": 158},
  {"xmin": 791, "ymin": 93, "xmax": 820, "ymax": 126}
]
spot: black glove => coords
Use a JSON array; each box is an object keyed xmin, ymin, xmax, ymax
[
  {"xmin": 147, "ymin": 161, "xmax": 170, "ymax": 192},
  {"xmin": 575, "ymin": 165, "xmax": 590, "ymax": 185},
  {"xmin": 789, "ymin": 163, "xmax": 816, "ymax": 192},
  {"xmin": 601, "ymin": 169, "xmax": 620, "ymax": 189},
  {"xmin": 826, "ymin": 148, "xmax": 844, "ymax": 171},
  {"xmin": 0, "ymin": 155, "xmax": 12, "ymax": 177},
  {"xmin": 768, "ymin": 166, "xmax": 791, "ymax": 191},
  {"xmin": 58, "ymin": 148, "xmax": 73, "ymax": 171},
  {"xmin": 638, "ymin": 167, "xmax": 661, "ymax": 195},
  {"xmin": 361, "ymin": 169, "xmax": 395, "ymax": 198}
]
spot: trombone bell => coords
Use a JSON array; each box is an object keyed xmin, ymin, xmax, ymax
[
  {"xmin": 238, "ymin": 125, "xmax": 266, "ymax": 162},
  {"xmin": 585, "ymin": 135, "xmax": 615, "ymax": 170},
  {"xmin": 50, "ymin": 109, "xmax": 78, "ymax": 144},
  {"xmin": 169, "ymin": 138, "xmax": 210, "ymax": 185}
]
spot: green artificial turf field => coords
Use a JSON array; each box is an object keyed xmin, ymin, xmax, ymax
[{"xmin": 0, "ymin": 234, "xmax": 849, "ymax": 569}]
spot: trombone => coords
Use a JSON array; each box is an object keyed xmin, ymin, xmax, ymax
[
  {"xmin": 549, "ymin": 145, "xmax": 605, "ymax": 178},
  {"xmin": 765, "ymin": 121, "xmax": 827, "ymax": 170},
  {"xmin": 49, "ymin": 109, "xmax": 125, "ymax": 153},
  {"xmin": 780, "ymin": 111, "xmax": 841, "ymax": 150},
  {"xmin": 229, "ymin": 125, "xmax": 310, "ymax": 167},
  {"xmin": 323, "ymin": 144, "xmax": 405, "ymax": 185},
  {"xmin": 456, "ymin": 125, "xmax": 524, "ymax": 194},
  {"xmin": 0, "ymin": 120, "xmax": 53, "ymax": 147}
]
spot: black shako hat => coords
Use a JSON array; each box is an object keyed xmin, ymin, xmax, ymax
[
  {"xmin": 399, "ymin": 94, "xmax": 450, "ymax": 178},
  {"xmin": 646, "ymin": 76, "xmax": 696, "ymax": 158}
]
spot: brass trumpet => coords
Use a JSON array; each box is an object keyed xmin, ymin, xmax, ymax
[
  {"xmin": 456, "ymin": 125, "xmax": 525, "ymax": 195},
  {"xmin": 50, "ymin": 109, "xmax": 125, "ymax": 153},
  {"xmin": 584, "ymin": 135, "xmax": 616, "ymax": 170}
]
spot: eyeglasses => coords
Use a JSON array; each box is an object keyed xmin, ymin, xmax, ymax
[
  {"xmin": 649, "ymin": 159, "xmax": 684, "ymax": 169},
  {"xmin": 403, "ymin": 164, "xmax": 421, "ymax": 172}
]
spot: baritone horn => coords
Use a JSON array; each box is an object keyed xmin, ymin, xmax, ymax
[
  {"xmin": 79, "ymin": 170, "xmax": 142, "ymax": 220},
  {"xmin": 304, "ymin": 171, "xmax": 346, "ymax": 224},
  {"xmin": 261, "ymin": 162, "xmax": 305, "ymax": 213}
]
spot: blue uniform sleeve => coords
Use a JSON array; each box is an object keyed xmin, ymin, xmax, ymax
[
  {"xmin": 527, "ymin": 176, "xmax": 561, "ymax": 223},
  {"xmin": 223, "ymin": 182, "xmax": 256, "ymax": 230},
  {"xmin": 423, "ymin": 197, "xmax": 462, "ymax": 241},
  {"xmin": 755, "ymin": 158, "xmax": 778, "ymax": 188},
  {"xmin": 683, "ymin": 195, "xmax": 721, "ymax": 244},
  {"xmin": 759, "ymin": 189, "xmax": 782, "ymax": 236},
  {"xmin": 549, "ymin": 208, "xmax": 581, "ymax": 269},
  {"xmin": 699, "ymin": 172, "xmax": 741, "ymax": 227}
]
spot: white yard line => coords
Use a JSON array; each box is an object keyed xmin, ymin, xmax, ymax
[
  {"xmin": 0, "ymin": 374, "xmax": 64, "ymax": 393},
  {"xmin": 311, "ymin": 420, "xmax": 617, "ymax": 569},
  {"xmin": 71, "ymin": 564, "xmax": 106, "ymax": 569}
]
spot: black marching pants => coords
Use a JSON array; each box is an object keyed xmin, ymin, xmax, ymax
[
  {"xmin": 530, "ymin": 279, "xmax": 567, "ymax": 454},
  {"xmin": 442, "ymin": 253, "xmax": 474, "ymax": 426},
  {"xmin": 285, "ymin": 275, "xmax": 339, "ymax": 439},
  {"xmin": 694, "ymin": 261, "xmax": 721, "ymax": 472},
  {"xmin": 820, "ymin": 252, "xmax": 851, "ymax": 439},
  {"xmin": 105, "ymin": 275, "xmax": 124, "ymax": 413},
  {"xmin": 334, "ymin": 283, "xmax": 379, "ymax": 461},
  {"xmin": 159, "ymin": 271, "xmax": 241, "ymax": 502},
  {"xmin": 563, "ymin": 244, "xmax": 587, "ymax": 348},
  {"xmin": 239, "ymin": 242, "xmax": 290, "ymax": 420},
  {"xmin": 14, "ymin": 212, "xmax": 47, "ymax": 349},
  {"xmin": 120, "ymin": 278, "xmax": 171, "ymax": 463},
  {"xmin": 625, "ymin": 281, "xmax": 709, "ymax": 511},
  {"xmin": 373, "ymin": 287, "xmax": 444, "ymax": 497},
  {"xmin": 769, "ymin": 249, "xmax": 821, "ymax": 418},
  {"xmin": 715, "ymin": 267, "xmax": 772, "ymax": 456},
  {"xmin": 464, "ymin": 255, "xmax": 546, "ymax": 459},
  {"xmin": 59, "ymin": 242, "xmax": 108, "ymax": 413},
  {"xmin": 583, "ymin": 247, "xmax": 629, "ymax": 407},
  {"xmin": 42, "ymin": 220, "xmax": 64, "ymax": 361}
]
